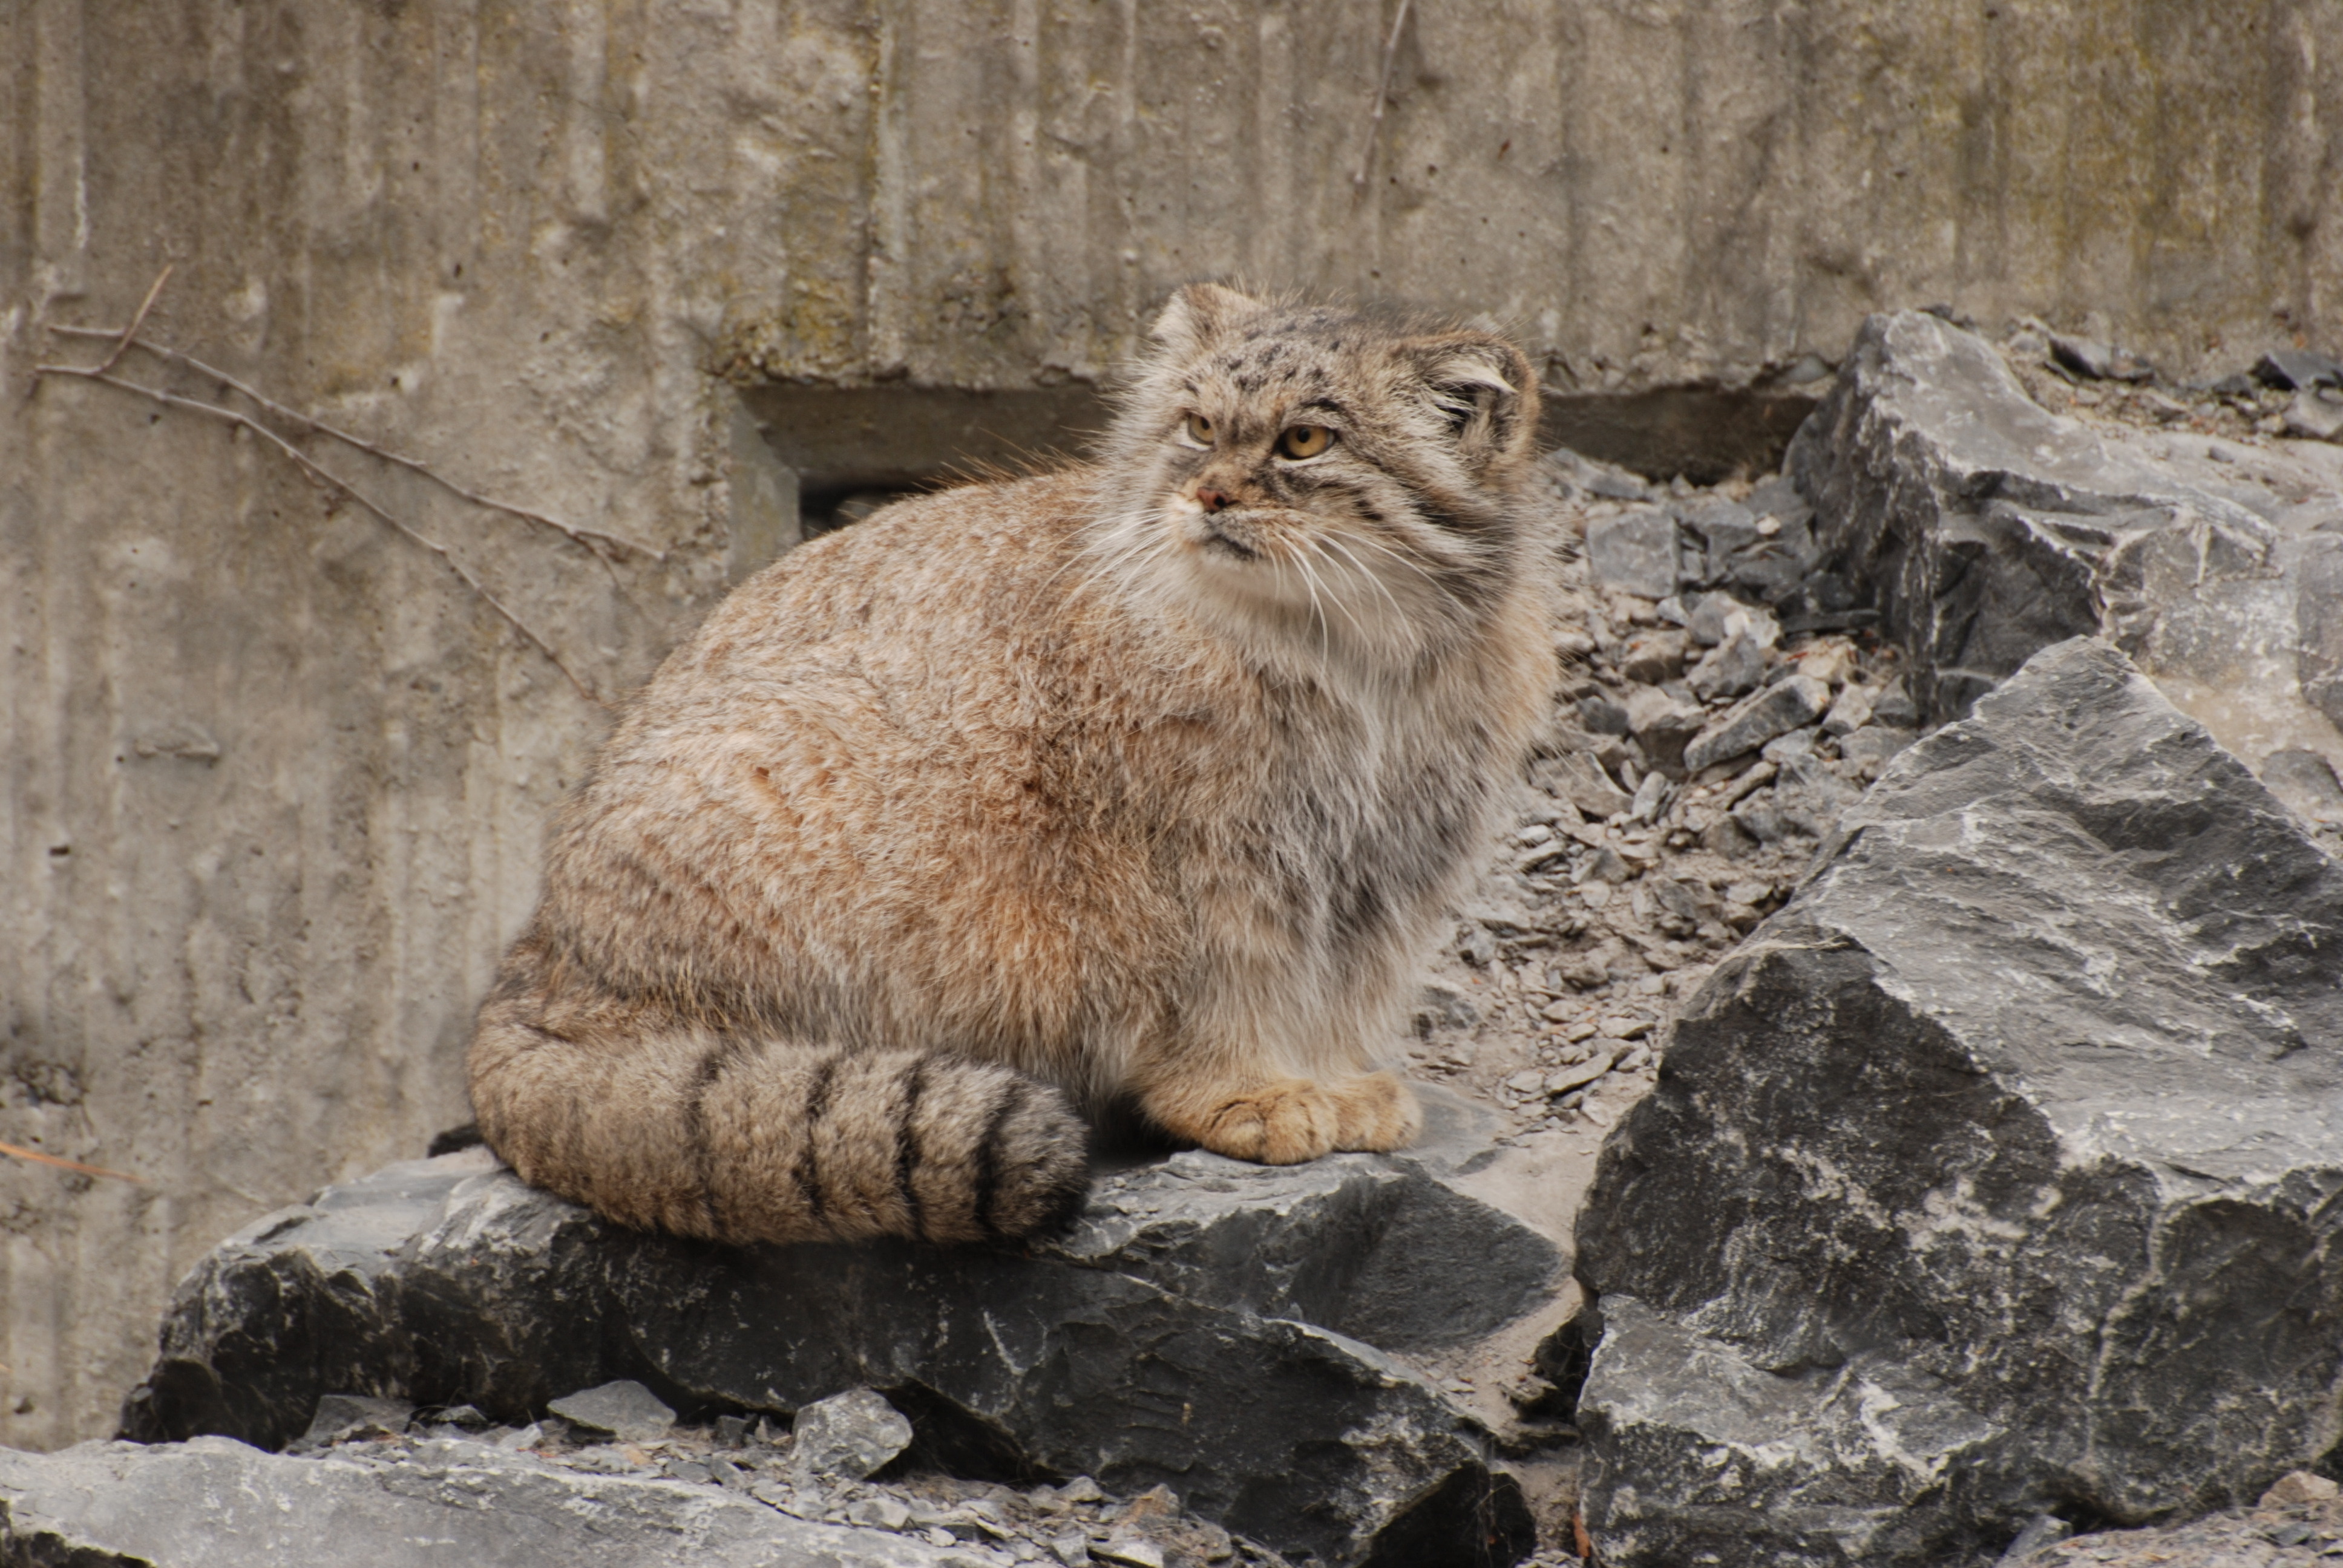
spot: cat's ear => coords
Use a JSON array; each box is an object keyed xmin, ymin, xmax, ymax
[
  {"xmin": 1397, "ymin": 333, "xmax": 1540, "ymax": 478},
  {"xmin": 1150, "ymin": 284, "xmax": 1262, "ymax": 354}
]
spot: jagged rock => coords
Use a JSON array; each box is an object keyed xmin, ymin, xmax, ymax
[
  {"xmin": 548, "ymin": 1379, "xmax": 677, "ymax": 1443},
  {"xmin": 1574, "ymin": 639, "xmax": 2343, "ymax": 1567},
  {"xmin": 0, "ymin": 1435, "xmax": 968, "ymax": 1567},
  {"xmin": 120, "ymin": 1097, "xmax": 1551, "ymax": 1568},
  {"xmin": 1682, "ymin": 675, "xmax": 1829, "ymax": 771},
  {"xmin": 790, "ymin": 1390, "xmax": 913, "ymax": 1481},
  {"xmin": 1787, "ymin": 309, "xmax": 2319, "ymax": 726},
  {"xmin": 1585, "ymin": 506, "xmax": 1682, "ymax": 599}
]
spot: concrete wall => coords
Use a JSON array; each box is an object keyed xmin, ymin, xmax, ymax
[{"xmin": 5, "ymin": 0, "xmax": 2342, "ymax": 1449}]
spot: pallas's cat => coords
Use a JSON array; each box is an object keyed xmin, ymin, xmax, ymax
[{"xmin": 468, "ymin": 286, "xmax": 1556, "ymax": 1244}]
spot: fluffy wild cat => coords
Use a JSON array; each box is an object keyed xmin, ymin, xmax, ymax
[{"xmin": 468, "ymin": 286, "xmax": 1557, "ymax": 1245}]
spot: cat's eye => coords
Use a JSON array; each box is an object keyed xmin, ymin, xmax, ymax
[
  {"xmin": 1277, "ymin": 425, "xmax": 1334, "ymax": 460},
  {"xmin": 1184, "ymin": 413, "xmax": 1216, "ymax": 445}
]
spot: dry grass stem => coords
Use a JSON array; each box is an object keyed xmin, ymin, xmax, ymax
[
  {"xmin": 0, "ymin": 1139, "xmax": 144, "ymax": 1184},
  {"xmin": 1351, "ymin": 0, "xmax": 1413, "ymax": 194},
  {"xmin": 47, "ymin": 322, "xmax": 663, "ymax": 563},
  {"xmin": 34, "ymin": 363, "xmax": 605, "ymax": 707}
]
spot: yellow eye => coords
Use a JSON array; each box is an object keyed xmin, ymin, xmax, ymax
[
  {"xmin": 1278, "ymin": 424, "xmax": 1333, "ymax": 459},
  {"xmin": 1184, "ymin": 413, "xmax": 1215, "ymax": 445}
]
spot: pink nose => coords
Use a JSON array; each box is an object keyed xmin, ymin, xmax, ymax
[{"xmin": 1197, "ymin": 487, "xmax": 1230, "ymax": 513}]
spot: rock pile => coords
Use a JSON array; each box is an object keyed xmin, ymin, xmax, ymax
[{"xmin": 1573, "ymin": 639, "xmax": 2343, "ymax": 1567}]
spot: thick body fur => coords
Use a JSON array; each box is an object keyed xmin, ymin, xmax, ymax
[{"xmin": 469, "ymin": 287, "xmax": 1558, "ymax": 1244}]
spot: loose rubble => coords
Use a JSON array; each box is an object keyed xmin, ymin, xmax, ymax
[{"xmin": 1404, "ymin": 446, "xmax": 1925, "ymax": 1155}]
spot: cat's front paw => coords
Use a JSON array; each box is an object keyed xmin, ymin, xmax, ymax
[{"xmin": 1190, "ymin": 1072, "xmax": 1421, "ymax": 1165}]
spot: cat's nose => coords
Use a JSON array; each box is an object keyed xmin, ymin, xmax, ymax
[{"xmin": 1196, "ymin": 486, "xmax": 1231, "ymax": 513}]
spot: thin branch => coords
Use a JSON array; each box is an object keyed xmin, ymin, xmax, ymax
[
  {"xmin": 1351, "ymin": 0, "xmax": 1414, "ymax": 194},
  {"xmin": 33, "ymin": 364, "xmax": 606, "ymax": 707},
  {"xmin": 93, "ymin": 264, "xmax": 174, "ymax": 376},
  {"xmin": 47, "ymin": 324, "xmax": 664, "ymax": 563},
  {"xmin": 0, "ymin": 1139, "xmax": 144, "ymax": 1183}
]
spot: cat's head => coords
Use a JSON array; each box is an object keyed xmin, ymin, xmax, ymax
[{"xmin": 1092, "ymin": 284, "xmax": 1545, "ymax": 665}]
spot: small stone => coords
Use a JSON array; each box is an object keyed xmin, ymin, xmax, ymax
[
  {"xmin": 1045, "ymin": 1530, "xmax": 1091, "ymax": 1566},
  {"xmin": 789, "ymin": 1388, "xmax": 913, "ymax": 1481},
  {"xmin": 2261, "ymin": 1471, "xmax": 2343, "ymax": 1508},
  {"xmin": 1060, "ymin": 1476, "xmax": 1106, "ymax": 1504},
  {"xmin": 427, "ymin": 1404, "xmax": 488, "ymax": 1428},
  {"xmin": 1539, "ymin": 999, "xmax": 1576, "ymax": 1023},
  {"xmin": 493, "ymin": 1422, "xmax": 544, "ymax": 1451},
  {"xmin": 1617, "ymin": 1045, "xmax": 1654, "ymax": 1072},
  {"xmin": 292, "ymin": 1393, "xmax": 414, "ymax": 1451},
  {"xmin": 1515, "ymin": 822, "xmax": 1554, "ymax": 847},
  {"xmin": 1617, "ymin": 630, "xmax": 1688, "ymax": 684},
  {"xmin": 1503, "ymin": 1071, "xmax": 1546, "ymax": 1097},
  {"xmin": 1093, "ymin": 1533, "xmax": 1167, "ymax": 1567},
  {"xmin": 2255, "ymin": 348, "xmax": 2343, "ymax": 390},
  {"xmin": 848, "ymin": 1494, "xmax": 916, "ymax": 1530},
  {"xmin": 663, "ymin": 1457, "xmax": 713, "ymax": 1483},
  {"xmin": 1599, "ymin": 1016, "xmax": 1651, "ymax": 1040},
  {"xmin": 1760, "ymin": 727, "xmax": 1817, "ymax": 764},
  {"xmin": 1563, "ymin": 1019, "xmax": 1600, "ymax": 1043},
  {"xmin": 547, "ymin": 1380, "xmax": 677, "ymax": 1444},
  {"xmin": 1624, "ymin": 685, "xmax": 1706, "ymax": 776},
  {"xmin": 1820, "ymin": 682, "xmax": 1873, "ymax": 737},
  {"xmin": 1839, "ymin": 724, "xmax": 1916, "ymax": 775},
  {"xmin": 1578, "ymin": 692, "xmax": 1633, "ymax": 735},
  {"xmin": 2261, "ymin": 748, "xmax": 2343, "ymax": 825},
  {"xmin": 1869, "ymin": 676, "xmax": 1919, "ymax": 728},
  {"xmin": 1585, "ymin": 506, "xmax": 1683, "ymax": 599},
  {"xmin": 1683, "ymin": 676, "xmax": 1832, "ymax": 772},
  {"xmin": 2050, "ymin": 334, "xmax": 2117, "ymax": 380},
  {"xmin": 714, "ymin": 1413, "xmax": 752, "ymax": 1446},
  {"xmin": 1532, "ymin": 751, "xmax": 1634, "ymax": 819},
  {"xmin": 1544, "ymin": 1056, "xmax": 1614, "ymax": 1097},
  {"xmin": 2284, "ymin": 390, "xmax": 2343, "ymax": 441},
  {"xmin": 1627, "ymin": 771, "xmax": 1670, "ymax": 823}
]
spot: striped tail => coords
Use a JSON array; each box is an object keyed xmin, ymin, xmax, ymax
[{"xmin": 467, "ymin": 994, "xmax": 1091, "ymax": 1246}]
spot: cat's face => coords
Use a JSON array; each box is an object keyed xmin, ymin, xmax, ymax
[{"xmin": 1093, "ymin": 286, "xmax": 1542, "ymax": 665}]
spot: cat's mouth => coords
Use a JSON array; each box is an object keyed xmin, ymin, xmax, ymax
[{"xmin": 1199, "ymin": 524, "xmax": 1261, "ymax": 561}]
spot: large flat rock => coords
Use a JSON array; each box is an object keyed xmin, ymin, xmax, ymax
[
  {"xmin": 1573, "ymin": 638, "xmax": 2343, "ymax": 1567},
  {"xmin": 118, "ymin": 1097, "xmax": 1551, "ymax": 1568},
  {"xmin": 0, "ymin": 1434, "xmax": 967, "ymax": 1568}
]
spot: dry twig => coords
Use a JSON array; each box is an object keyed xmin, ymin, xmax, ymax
[
  {"xmin": 47, "ymin": 323, "xmax": 663, "ymax": 562},
  {"xmin": 0, "ymin": 1139, "xmax": 144, "ymax": 1184},
  {"xmin": 33, "ymin": 363, "xmax": 604, "ymax": 706},
  {"xmin": 92, "ymin": 264, "xmax": 174, "ymax": 376},
  {"xmin": 1351, "ymin": 0, "xmax": 1414, "ymax": 194}
]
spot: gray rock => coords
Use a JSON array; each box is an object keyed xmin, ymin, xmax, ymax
[
  {"xmin": 1576, "ymin": 640, "xmax": 2343, "ymax": 1567},
  {"xmin": 0, "ymin": 1435, "xmax": 966, "ymax": 1567},
  {"xmin": 290, "ymin": 1393, "xmax": 412, "ymax": 1451},
  {"xmin": 1836, "ymin": 724, "xmax": 1916, "ymax": 774},
  {"xmin": 1819, "ymin": 681, "xmax": 1872, "ymax": 736},
  {"xmin": 1788, "ymin": 310, "xmax": 2285, "ymax": 723},
  {"xmin": 2256, "ymin": 348, "xmax": 2343, "ymax": 391},
  {"xmin": 547, "ymin": 1379, "xmax": 677, "ymax": 1443},
  {"xmin": 1586, "ymin": 506, "xmax": 1683, "ymax": 599},
  {"xmin": 120, "ymin": 1108, "xmax": 1550, "ymax": 1567},
  {"xmin": 2261, "ymin": 747, "xmax": 2343, "ymax": 827},
  {"xmin": 1622, "ymin": 685, "xmax": 1705, "ymax": 777},
  {"xmin": 1869, "ymin": 673, "xmax": 1919, "ymax": 728},
  {"xmin": 2282, "ymin": 390, "xmax": 2343, "ymax": 440},
  {"xmin": 791, "ymin": 1390, "xmax": 913, "ymax": 1481},
  {"xmin": 1533, "ymin": 750, "xmax": 1632, "ymax": 819},
  {"xmin": 1673, "ymin": 494, "xmax": 1762, "ymax": 586},
  {"xmin": 1685, "ymin": 622, "xmax": 1771, "ymax": 702},
  {"xmin": 1682, "ymin": 675, "xmax": 1830, "ymax": 771},
  {"xmin": 1684, "ymin": 591, "xmax": 1778, "ymax": 650}
]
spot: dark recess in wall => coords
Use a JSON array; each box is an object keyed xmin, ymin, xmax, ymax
[{"xmin": 736, "ymin": 382, "xmax": 1817, "ymax": 526}]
